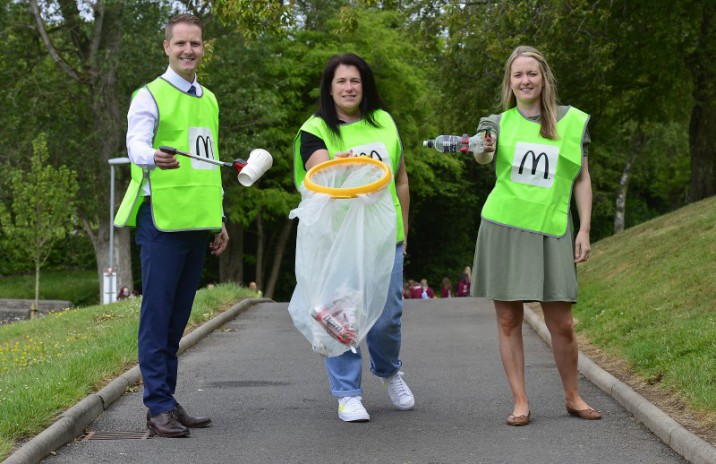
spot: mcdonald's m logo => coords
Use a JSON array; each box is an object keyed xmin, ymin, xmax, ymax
[
  {"xmin": 356, "ymin": 149, "xmax": 383, "ymax": 162},
  {"xmin": 518, "ymin": 150, "xmax": 549, "ymax": 179},
  {"xmin": 195, "ymin": 135, "xmax": 215, "ymax": 160}
]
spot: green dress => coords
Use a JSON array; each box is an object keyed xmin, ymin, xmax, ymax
[{"xmin": 470, "ymin": 106, "xmax": 590, "ymax": 303}]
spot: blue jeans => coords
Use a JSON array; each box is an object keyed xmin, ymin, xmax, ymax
[{"xmin": 325, "ymin": 244, "xmax": 404, "ymax": 397}]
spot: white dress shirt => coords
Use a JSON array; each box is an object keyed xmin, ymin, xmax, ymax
[{"xmin": 126, "ymin": 67, "xmax": 202, "ymax": 195}]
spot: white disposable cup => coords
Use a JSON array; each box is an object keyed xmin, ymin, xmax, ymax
[{"xmin": 238, "ymin": 148, "xmax": 273, "ymax": 186}]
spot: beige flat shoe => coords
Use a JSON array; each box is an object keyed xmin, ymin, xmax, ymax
[
  {"xmin": 566, "ymin": 404, "xmax": 602, "ymax": 420},
  {"xmin": 506, "ymin": 411, "xmax": 531, "ymax": 426}
]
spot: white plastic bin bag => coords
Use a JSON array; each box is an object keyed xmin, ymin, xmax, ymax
[{"xmin": 288, "ymin": 158, "xmax": 396, "ymax": 357}]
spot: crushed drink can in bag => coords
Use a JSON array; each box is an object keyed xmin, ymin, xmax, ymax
[{"xmin": 310, "ymin": 299, "xmax": 358, "ymax": 349}]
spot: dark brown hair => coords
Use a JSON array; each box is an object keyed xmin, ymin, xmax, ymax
[{"xmin": 165, "ymin": 14, "xmax": 204, "ymax": 42}]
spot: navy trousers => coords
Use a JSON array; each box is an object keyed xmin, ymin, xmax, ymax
[{"xmin": 135, "ymin": 203, "xmax": 208, "ymax": 416}]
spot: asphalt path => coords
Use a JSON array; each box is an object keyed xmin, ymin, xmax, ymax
[{"xmin": 43, "ymin": 297, "xmax": 686, "ymax": 464}]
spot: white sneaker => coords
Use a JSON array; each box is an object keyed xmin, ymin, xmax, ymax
[
  {"xmin": 337, "ymin": 396, "xmax": 370, "ymax": 422},
  {"xmin": 383, "ymin": 371, "xmax": 415, "ymax": 410}
]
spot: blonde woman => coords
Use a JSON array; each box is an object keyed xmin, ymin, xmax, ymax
[{"xmin": 470, "ymin": 45, "xmax": 600, "ymax": 426}]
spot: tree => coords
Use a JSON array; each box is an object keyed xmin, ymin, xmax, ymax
[
  {"xmin": 27, "ymin": 0, "xmax": 131, "ymax": 302},
  {"xmin": 599, "ymin": 0, "xmax": 693, "ymax": 232},
  {"xmin": 199, "ymin": 22, "xmax": 304, "ymax": 298},
  {"xmin": 687, "ymin": 1, "xmax": 716, "ymax": 201},
  {"xmin": 3, "ymin": 0, "xmax": 706, "ymax": 302},
  {"xmin": 20, "ymin": 0, "xmax": 305, "ymax": 301},
  {"xmin": 613, "ymin": 122, "xmax": 646, "ymax": 234},
  {"xmin": 213, "ymin": 0, "xmax": 294, "ymax": 39},
  {"xmin": 209, "ymin": 4, "xmax": 464, "ymax": 296},
  {"xmin": 404, "ymin": 0, "xmax": 698, "ymax": 239},
  {"xmin": 0, "ymin": 134, "xmax": 79, "ymax": 312},
  {"xmin": 318, "ymin": 5, "xmax": 477, "ymax": 286}
]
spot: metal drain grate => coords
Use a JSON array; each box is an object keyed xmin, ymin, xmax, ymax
[{"xmin": 82, "ymin": 431, "xmax": 151, "ymax": 441}]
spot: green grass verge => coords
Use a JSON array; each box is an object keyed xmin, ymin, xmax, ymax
[
  {"xmin": 0, "ymin": 283, "xmax": 252, "ymax": 460},
  {"xmin": 3, "ymin": 199, "xmax": 716, "ymax": 457},
  {"xmin": 576, "ymin": 196, "xmax": 716, "ymax": 422},
  {"xmin": 0, "ymin": 270, "xmax": 99, "ymax": 307}
]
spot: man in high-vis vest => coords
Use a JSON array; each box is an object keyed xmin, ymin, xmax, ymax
[{"xmin": 114, "ymin": 13, "xmax": 229, "ymax": 438}]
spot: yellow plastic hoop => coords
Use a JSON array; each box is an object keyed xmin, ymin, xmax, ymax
[{"xmin": 304, "ymin": 157, "xmax": 392, "ymax": 199}]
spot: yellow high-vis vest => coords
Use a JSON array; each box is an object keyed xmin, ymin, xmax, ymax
[
  {"xmin": 293, "ymin": 110, "xmax": 405, "ymax": 243},
  {"xmin": 114, "ymin": 78, "xmax": 223, "ymax": 232},
  {"xmin": 481, "ymin": 106, "xmax": 589, "ymax": 237}
]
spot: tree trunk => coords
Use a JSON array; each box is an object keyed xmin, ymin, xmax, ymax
[
  {"xmin": 264, "ymin": 218, "xmax": 294, "ymax": 299},
  {"xmin": 689, "ymin": 105, "xmax": 716, "ymax": 201},
  {"xmin": 30, "ymin": 0, "xmax": 129, "ymax": 305},
  {"xmin": 614, "ymin": 152, "xmax": 637, "ymax": 234},
  {"xmin": 90, "ymin": 185, "xmax": 134, "ymax": 303},
  {"xmin": 688, "ymin": 2, "xmax": 716, "ymax": 202},
  {"xmin": 614, "ymin": 132, "xmax": 645, "ymax": 234},
  {"xmin": 114, "ymin": 228, "xmax": 133, "ymax": 291},
  {"xmin": 108, "ymin": 168, "xmax": 134, "ymax": 296},
  {"xmin": 91, "ymin": 2, "xmax": 129, "ymax": 302},
  {"xmin": 91, "ymin": 220, "xmax": 111, "ymax": 302},
  {"xmin": 34, "ymin": 261, "xmax": 40, "ymax": 318},
  {"xmin": 113, "ymin": 168, "xmax": 135, "ymax": 290},
  {"xmin": 255, "ymin": 211, "xmax": 265, "ymax": 290},
  {"xmin": 219, "ymin": 220, "xmax": 244, "ymax": 283},
  {"xmin": 89, "ymin": 224, "xmax": 131, "ymax": 303}
]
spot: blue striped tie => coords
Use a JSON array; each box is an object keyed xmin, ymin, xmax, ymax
[{"xmin": 188, "ymin": 85, "xmax": 196, "ymax": 95}]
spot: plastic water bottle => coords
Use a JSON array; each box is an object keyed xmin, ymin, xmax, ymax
[
  {"xmin": 468, "ymin": 132, "xmax": 486, "ymax": 154},
  {"xmin": 423, "ymin": 135, "xmax": 466, "ymax": 153},
  {"xmin": 424, "ymin": 130, "xmax": 492, "ymax": 155}
]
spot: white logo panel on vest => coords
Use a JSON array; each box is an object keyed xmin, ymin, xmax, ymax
[
  {"xmin": 510, "ymin": 142, "xmax": 559, "ymax": 188},
  {"xmin": 188, "ymin": 127, "xmax": 217, "ymax": 170},
  {"xmin": 347, "ymin": 141, "xmax": 393, "ymax": 174}
]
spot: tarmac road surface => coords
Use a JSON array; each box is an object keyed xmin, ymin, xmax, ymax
[{"xmin": 43, "ymin": 298, "xmax": 686, "ymax": 464}]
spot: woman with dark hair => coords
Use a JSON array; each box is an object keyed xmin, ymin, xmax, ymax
[
  {"xmin": 470, "ymin": 45, "xmax": 600, "ymax": 426},
  {"xmin": 314, "ymin": 53, "xmax": 383, "ymax": 136},
  {"xmin": 292, "ymin": 53, "xmax": 414, "ymax": 422}
]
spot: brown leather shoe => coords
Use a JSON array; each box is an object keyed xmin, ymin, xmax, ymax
[
  {"xmin": 147, "ymin": 410, "xmax": 190, "ymax": 437},
  {"xmin": 566, "ymin": 404, "xmax": 602, "ymax": 420},
  {"xmin": 506, "ymin": 411, "xmax": 531, "ymax": 426},
  {"xmin": 175, "ymin": 403, "xmax": 212, "ymax": 428}
]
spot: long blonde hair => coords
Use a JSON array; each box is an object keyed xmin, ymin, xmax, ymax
[{"xmin": 500, "ymin": 46, "xmax": 558, "ymax": 140}]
